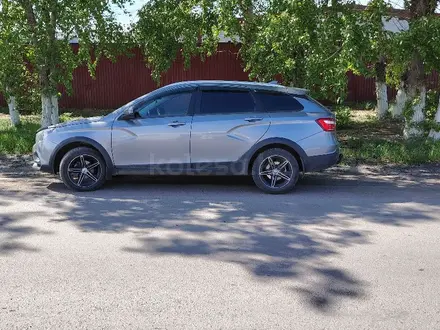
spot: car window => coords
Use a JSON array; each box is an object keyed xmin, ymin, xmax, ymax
[
  {"xmin": 257, "ymin": 92, "xmax": 304, "ymax": 112},
  {"xmin": 199, "ymin": 91, "xmax": 255, "ymax": 115},
  {"xmin": 137, "ymin": 92, "xmax": 192, "ymax": 118}
]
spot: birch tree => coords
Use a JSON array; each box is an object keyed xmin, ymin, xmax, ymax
[
  {"xmin": 0, "ymin": 0, "xmax": 32, "ymax": 126},
  {"xmin": 12, "ymin": 0, "xmax": 130, "ymax": 127},
  {"xmin": 352, "ymin": 0, "xmax": 394, "ymax": 118},
  {"xmin": 388, "ymin": 0, "xmax": 438, "ymax": 137},
  {"xmin": 428, "ymin": 94, "xmax": 440, "ymax": 139}
]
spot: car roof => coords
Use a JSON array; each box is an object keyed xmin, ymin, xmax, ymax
[{"xmin": 159, "ymin": 80, "xmax": 308, "ymax": 95}]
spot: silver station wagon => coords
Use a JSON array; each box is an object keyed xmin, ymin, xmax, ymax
[{"xmin": 33, "ymin": 80, "xmax": 341, "ymax": 193}]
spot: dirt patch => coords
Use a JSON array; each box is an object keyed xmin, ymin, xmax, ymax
[
  {"xmin": 338, "ymin": 110, "xmax": 404, "ymax": 143},
  {"xmin": 0, "ymin": 154, "xmax": 48, "ymax": 177}
]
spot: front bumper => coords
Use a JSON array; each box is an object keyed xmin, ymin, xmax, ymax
[{"xmin": 32, "ymin": 142, "xmax": 53, "ymax": 173}]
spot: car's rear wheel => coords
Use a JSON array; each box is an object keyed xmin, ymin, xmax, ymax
[
  {"xmin": 59, "ymin": 147, "xmax": 107, "ymax": 191},
  {"xmin": 251, "ymin": 148, "xmax": 299, "ymax": 194}
]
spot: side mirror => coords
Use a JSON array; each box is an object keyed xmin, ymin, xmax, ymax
[{"xmin": 119, "ymin": 108, "xmax": 136, "ymax": 120}]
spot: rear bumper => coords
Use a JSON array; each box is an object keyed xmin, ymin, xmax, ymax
[{"xmin": 304, "ymin": 151, "xmax": 341, "ymax": 172}]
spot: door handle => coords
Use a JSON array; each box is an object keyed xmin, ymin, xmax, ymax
[
  {"xmin": 168, "ymin": 121, "xmax": 186, "ymax": 127},
  {"xmin": 244, "ymin": 117, "xmax": 263, "ymax": 123}
]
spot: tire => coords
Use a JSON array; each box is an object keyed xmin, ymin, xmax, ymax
[
  {"xmin": 251, "ymin": 148, "xmax": 300, "ymax": 194},
  {"xmin": 59, "ymin": 147, "xmax": 107, "ymax": 191}
]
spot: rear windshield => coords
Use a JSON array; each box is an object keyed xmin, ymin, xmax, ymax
[
  {"xmin": 303, "ymin": 95, "xmax": 328, "ymax": 109},
  {"xmin": 256, "ymin": 92, "xmax": 304, "ymax": 112}
]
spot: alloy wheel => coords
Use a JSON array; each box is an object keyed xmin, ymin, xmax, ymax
[
  {"xmin": 258, "ymin": 155, "xmax": 293, "ymax": 189},
  {"xmin": 67, "ymin": 154, "xmax": 102, "ymax": 188}
]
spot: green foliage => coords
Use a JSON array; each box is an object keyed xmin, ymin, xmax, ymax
[
  {"xmin": 341, "ymin": 137, "xmax": 440, "ymax": 165},
  {"xmin": 335, "ymin": 106, "xmax": 353, "ymax": 129},
  {"xmin": 418, "ymin": 90, "xmax": 440, "ymax": 132},
  {"xmin": 4, "ymin": 0, "xmax": 131, "ymax": 97},
  {"xmin": 239, "ymin": 0, "xmax": 357, "ymax": 101},
  {"xmin": 0, "ymin": 1, "xmax": 38, "ymax": 113},
  {"xmin": 403, "ymin": 97, "xmax": 416, "ymax": 123},
  {"xmin": 349, "ymin": 0, "xmax": 393, "ymax": 79},
  {"xmin": 364, "ymin": 102, "xmax": 376, "ymax": 110},
  {"xmin": 134, "ymin": 0, "xmax": 220, "ymax": 83},
  {"xmin": 59, "ymin": 112, "xmax": 82, "ymax": 122},
  {"xmin": 134, "ymin": 0, "xmax": 365, "ymax": 101},
  {"xmin": 387, "ymin": 11, "xmax": 440, "ymax": 89},
  {"xmin": 425, "ymin": 90, "xmax": 438, "ymax": 122},
  {"xmin": 0, "ymin": 116, "xmax": 40, "ymax": 154}
]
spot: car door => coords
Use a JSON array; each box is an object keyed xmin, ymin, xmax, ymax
[
  {"xmin": 190, "ymin": 89, "xmax": 270, "ymax": 166},
  {"xmin": 112, "ymin": 91, "xmax": 194, "ymax": 168}
]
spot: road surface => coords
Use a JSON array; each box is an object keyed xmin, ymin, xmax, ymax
[{"xmin": 1, "ymin": 167, "xmax": 440, "ymax": 329}]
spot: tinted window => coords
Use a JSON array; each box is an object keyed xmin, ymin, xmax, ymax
[
  {"xmin": 137, "ymin": 92, "xmax": 192, "ymax": 118},
  {"xmin": 200, "ymin": 91, "xmax": 255, "ymax": 114},
  {"xmin": 257, "ymin": 93, "xmax": 304, "ymax": 112}
]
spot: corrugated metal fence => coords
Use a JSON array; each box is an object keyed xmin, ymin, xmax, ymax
[
  {"xmin": 59, "ymin": 44, "xmax": 248, "ymax": 109},
  {"xmin": 1, "ymin": 43, "xmax": 438, "ymax": 109}
]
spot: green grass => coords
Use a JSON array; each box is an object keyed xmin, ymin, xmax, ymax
[
  {"xmin": 341, "ymin": 138, "xmax": 440, "ymax": 165},
  {"xmin": 0, "ymin": 116, "xmax": 40, "ymax": 154},
  {"xmin": 338, "ymin": 110, "xmax": 440, "ymax": 165},
  {"xmin": 0, "ymin": 111, "xmax": 85, "ymax": 155}
]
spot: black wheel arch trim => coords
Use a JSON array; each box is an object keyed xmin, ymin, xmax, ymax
[
  {"xmin": 49, "ymin": 137, "xmax": 114, "ymax": 179},
  {"xmin": 239, "ymin": 137, "xmax": 309, "ymax": 173}
]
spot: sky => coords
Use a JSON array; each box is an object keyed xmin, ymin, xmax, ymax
[
  {"xmin": 113, "ymin": 0, "xmax": 149, "ymax": 26},
  {"xmin": 113, "ymin": 0, "xmax": 406, "ymax": 25}
]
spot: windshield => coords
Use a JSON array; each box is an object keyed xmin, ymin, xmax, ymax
[{"xmin": 111, "ymin": 93, "xmax": 149, "ymax": 116}]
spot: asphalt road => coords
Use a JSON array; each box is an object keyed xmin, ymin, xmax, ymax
[{"xmin": 1, "ymin": 168, "xmax": 440, "ymax": 329}]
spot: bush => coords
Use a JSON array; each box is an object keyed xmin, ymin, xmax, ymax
[{"xmin": 335, "ymin": 106, "xmax": 352, "ymax": 129}]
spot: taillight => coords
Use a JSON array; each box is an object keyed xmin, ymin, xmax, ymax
[{"xmin": 316, "ymin": 118, "xmax": 336, "ymax": 132}]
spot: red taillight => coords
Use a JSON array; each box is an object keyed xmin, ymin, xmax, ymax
[{"xmin": 316, "ymin": 118, "xmax": 336, "ymax": 132}]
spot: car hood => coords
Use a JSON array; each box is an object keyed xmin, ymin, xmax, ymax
[{"xmin": 49, "ymin": 116, "xmax": 104, "ymax": 129}]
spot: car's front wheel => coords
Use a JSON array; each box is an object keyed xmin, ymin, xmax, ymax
[
  {"xmin": 59, "ymin": 147, "xmax": 107, "ymax": 191},
  {"xmin": 251, "ymin": 148, "xmax": 299, "ymax": 194}
]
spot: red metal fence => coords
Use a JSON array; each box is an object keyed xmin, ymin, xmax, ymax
[
  {"xmin": 1, "ymin": 43, "xmax": 438, "ymax": 109},
  {"xmin": 58, "ymin": 44, "xmax": 248, "ymax": 109}
]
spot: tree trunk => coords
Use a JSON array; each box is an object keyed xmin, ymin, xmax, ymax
[
  {"xmin": 7, "ymin": 96, "xmax": 21, "ymax": 126},
  {"xmin": 391, "ymin": 82, "xmax": 407, "ymax": 118},
  {"xmin": 403, "ymin": 86, "xmax": 426, "ymax": 138},
  {"xmin": 428, "ymin": 95, "xmax": 440, "ymax": 140},
  {"xmin": 41, "ymin": 94, "xmax": 59, "ymax": 127},
  {"xmin": 402, "ymin": 0, "xmax": 435, "ymax": 138},
  {"xmin": 375, "ymin": 59, "xmax": 388, "ymax": 118},
  {"xmin": 21, "ymin": 0, "xmax": 59, "ymax": 128},
  {"xmin": 50, "ymin": 95, "xmax": 59, "ymax": 124},
  {"xmin": 403, "ymin": 48, "xmax": 425, "ymax": 138},
  {"xmin": 375, "ymin": 81, "xmax": 388, "ymax": 118}
]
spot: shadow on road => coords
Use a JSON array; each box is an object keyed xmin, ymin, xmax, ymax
[
  {"xmin": 1, "ymin": 171, "xmax": 440, "ymax": 311},
  {"xmin": 0, "ymin": 212, "xmax": 53, "ymax": 255}
]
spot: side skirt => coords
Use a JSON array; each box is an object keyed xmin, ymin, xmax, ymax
[{"xmin": 114, "ymin": 162, "xmax": 248, "ymax": 176}]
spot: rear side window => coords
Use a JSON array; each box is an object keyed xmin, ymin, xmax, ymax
[
  {"xmin": 200, "ymin": 91, "xmax": 255, "ymax": 114},
  {"xmin": 257, "ymin": 92, "xmax": 304, "ymax": 112}
]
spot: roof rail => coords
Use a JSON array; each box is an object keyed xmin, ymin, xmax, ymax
[{"xmin": 286, "ymin": 86, "xmax": 309, "ymax": 94}]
